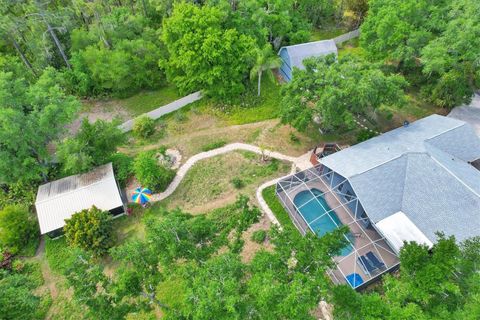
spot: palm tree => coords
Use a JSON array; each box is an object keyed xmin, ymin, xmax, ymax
[{"xmin": 250, "ymin": 44, "xmax": 282, "ymax": 96}]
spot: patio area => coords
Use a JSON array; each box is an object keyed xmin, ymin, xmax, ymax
[{"xmin": 276, "ymin": 165, "xmax": 400, "ymax": 289}]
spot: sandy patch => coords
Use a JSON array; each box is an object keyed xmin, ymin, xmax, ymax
[
  {"xmin": 68, "ymin": 100, "xmax": 131, "ymax": 135},
  {"xmin": 240, "ymin": 214, "xmax": 274, "ymax": 263}
]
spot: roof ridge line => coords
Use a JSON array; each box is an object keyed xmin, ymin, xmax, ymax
[
  {"xmin": 348, "ymin": 153, "xmax": 413, "ymax": 179},
  {"xmin": 279, "ymin": 39, "xmax": 334, "ymax": 51},
  {"xmin": 428, "ymin": 153, "xmax": 480, "ymax": 198},
  {"xmin": 424, "ymin": 120, "xmax": 465, "ymax": 143}
]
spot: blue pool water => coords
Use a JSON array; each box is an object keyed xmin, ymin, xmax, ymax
[{"xmin": 293, "ymin": 188, "xmax": 354, "ymax": 256}]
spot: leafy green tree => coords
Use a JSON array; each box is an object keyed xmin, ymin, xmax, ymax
[
  {"xmin": 179, "ymin": 253, "xmax": 245, "ymax": 319},
  {"xmin": 240, "ymin": 0, "xmax": 311, "ymax": 50},
  {"xmin": 109, "ymin": 152, "xmax": 134, "ymax": 187},
  {"xmin": 57, "ymin": 118, "xmax": 125, "ymax": 175},
  {"xmin": 133, "ymin": 151, "xmax": 175, "ymax": 192},
  {"xmin": 332, "ymin": 235, "xmax": 480, "ymax": 320},
  {"xmin": 0, "ymin": 206, "xmax": 38, "ymax": 254},
  {"xmin": 133, "ymin": 115, "xmax": 156, "ymax": 139},
  {"xmin": 161, "ymin": 2, "xmax": 258, "ymax": 100},
  {"xmin": 0, "ymin": 273, "xmax": 44, "ymax": 320},
  {"xmin": 0, "ymin": 68, "xmax": 79, "ymax": 184},
  {"xmin": 280, "ymin": 54, "xmax": 407, "ymax": 131},
  {"xmin": 250, "ymin": 44, "xmax": 281, "ymax": 96},
  {"xmin": 360, "ymin": 0, "xmax": 448, "ymax": 69},
  {"xmin": 421, "ymin": 0, "xmax": 480, "ymax": 108},
  {"xmin": 64, "ymin": 206, "xmax": 114, "ymax": 256},
  {"xmin": 341, "ymin": 0, "xmax": 368, "ymax": 28},
  {"xmin": 63, "ymin": 248, "xmax": 134, "ymax": 319},
  {"xmin": 297, "ymin": 0, "xmax": 336, "ymax": 28}
]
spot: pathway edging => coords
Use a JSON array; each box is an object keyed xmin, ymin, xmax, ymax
[{"xmin": 146, "ymin": 142, "xmax": 312, "ymax": 226}]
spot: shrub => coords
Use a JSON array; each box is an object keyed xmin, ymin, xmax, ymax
[
  {"xmin": 251, "ymin": 230, "xmax": 267, "ymax": 244},
  {"xmin": 45, "ymin": 237, "xmax": 74, "ymax": 274},
  {"xmin": 356, "ymin": 129, "xmax": 377, "ymax": 143},
  {"xmin": 174, "ymin": 111, "xmax": 187, "ymax": 122},
  {"xmin": 133, "ymin": 151, "xmax": 176, "ymax": 192},
  {"xmin": 289, "ymin": 132, "xmax": 300, "ymax": 144},
  {"xmin": 109, "ymin": 153, "xmax": 134, "ymax": 187},
  {"xmin": 0, "ymin": 182, "xmax": 36, "ymax": 210},
  {"xmin": 133, "ymin": 115, "xmax": 156, "ymax": 139},
  {"xmin": 0, "ymin": 206, "xmax": 38, "ymax": 254},
  {"xmin": 201, "ymin": 140, "xmax": 227, "ymax": 152},
  {"xmin": 231, "ymin": 177, "xmax": 245, "ymax": 189},
  {"xmin": 63, "ymin": 206, "xmax": 114, "ymax": 256}
]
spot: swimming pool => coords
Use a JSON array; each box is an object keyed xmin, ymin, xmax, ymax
[{"xmin": 293, "ymin": 188, "xmax": 354, "ymax": 256}]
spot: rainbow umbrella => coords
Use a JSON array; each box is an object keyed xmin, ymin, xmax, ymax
[{"xmin": 132, "ymin": 187, "xmax": 152, "ymax": 205}]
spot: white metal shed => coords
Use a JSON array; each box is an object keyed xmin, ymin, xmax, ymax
[{"xmin": 35, "ymin": 163, "xmax": 125, "ymax": 236}]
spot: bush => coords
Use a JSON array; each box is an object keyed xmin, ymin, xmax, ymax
[
  {"xmin": 356, "ymin": 129, "xmax": 377, "ymax": 143},
  {"xmin": 133, "ymin": 115, "xmax": 156, "ymax": 139},
  {"xmin": 201, "ymin": 140, "xmax": 227, "ymax": 152},
  {"xmin": 231, "ymin": 177, "xmax": 245, "ymax": 189},
  {"xmin": 133, "ymin": 151, "xmax": 176, "ymax": 192},
  {"xmin": 63, "ymin": 206, "xmax": 114, "ymax": 257},
  {"xmin": 45, "ymin": 237, "xmax": 73, "ymax": 274},
  {"xmin": 110, "ymin": 153, "xmax": 134, "ymax": 187},
  {"xmin": 0, "ymin": 182, "xmax": 36, "ymax": 210},
  {"xmin": 0, "ymin": 206, "xmax": 38, "ymax": 255},
  {"xmin": 289, "ymin": 132, "xmax": 300, "ymax": 144},
  {"xmin": 251, "ymin": 230, "xmax": 267, "ymax": 243}
]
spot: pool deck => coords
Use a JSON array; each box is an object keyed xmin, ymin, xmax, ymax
[{"xmin": 277, "ymin": 176, "xmax": 399, "ymax": 288}]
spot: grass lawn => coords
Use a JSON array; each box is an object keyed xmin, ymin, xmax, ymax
[
  {"xmin": 199, "ymin": 76, "xmax": 283, "ymax": 125},
  {"xmin": 119, "ymin": 84, "xmax": 181, "ymax": 116},
  {"xmin": 261, "ymin": 185, "xmax": 296, "ymax": 232},
  {"xmin": 164, "ymin": 151, "xmax": 291, "ymax": 213},
  {"xmin": 81, "ymin": 84, "xmax": 181, "ymax": 118},
  {"xmin": 310, "ymin": 27, "xmax": 347, "ymax": 41}
]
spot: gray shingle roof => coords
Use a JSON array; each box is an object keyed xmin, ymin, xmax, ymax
[
  {"xmin": 320, "ymin": 115, "xmax": 480, "ymax": 242},
  {"xmin": 279, "ymin": 39, "xmax": 338, "ymax": 70},
  {"xmin": 448, "ymin": 93, "xmax": 480, "ymax": 136}
]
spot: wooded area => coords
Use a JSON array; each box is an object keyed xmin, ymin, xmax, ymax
[{"xmin": 0, "ymin": 0, "xmax": 479, "ymax": 319}]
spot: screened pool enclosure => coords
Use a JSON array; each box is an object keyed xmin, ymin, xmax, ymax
[{"xmin": 276, "ymin": 164, "xmax": 399, "ymax": 289}]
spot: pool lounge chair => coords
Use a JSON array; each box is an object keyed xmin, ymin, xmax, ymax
[
  {"xmin": 357, "ymin": 255, "xmax": 377, "ymax": 275},
  {"xmin": 366, "ymin": 251, "xmax": 386, "ymax": 270}
]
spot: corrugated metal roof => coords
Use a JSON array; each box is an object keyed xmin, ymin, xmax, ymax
[
  {"xmin": 319, "ymin": 115, "xmax": 480, "ymax": 243},
  {"xmin": 35, "ymin": 163, "xmax": 124, "ymax": 234},
  {"xmin": 279, "ymin": 39, "xmax": 338, "ymax": 71}
]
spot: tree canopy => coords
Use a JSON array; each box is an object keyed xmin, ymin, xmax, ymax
[
  {"xmin": 57, "ymin": 118, "xmax": 125, "ymax": 175},
  {"xmin": 0, "ymin": 68, "xmax": 79, "ymax": 184},
  {"xmin": 332, "ymin": 235, "xmax": 480, "ymax": 320},
  {"xmin": 280, "ymin": 54, "xmax": 407, "ymax": 131},
  {"xmin": 161, "ymin": 3, "xmax": 257, "ymax": 100},
  {"xmin": 64, "ymin": 206, "xmax": 114, "ymax": 257},
  {"xmin": 360, "ymin": 0, "xmax": 479, "ymax": 108}
]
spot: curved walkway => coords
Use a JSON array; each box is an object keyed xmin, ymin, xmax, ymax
[
  {"xmin": 151, "ymin": 142, "xmax": 300, "ymax": 201},
  {"xmin": 149, "ymin": 142, "xmax": 312, "ymax": 225},
  {"xmin": 255, "ymin": 174, "xmax": 292, "ymax": 227}
]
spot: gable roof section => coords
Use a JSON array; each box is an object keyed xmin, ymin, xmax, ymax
[
  {"xmin": 35, "ymin": 163, "xmax": 124, "ymax": 234},
  {"xmin": 319, "ymin": 115, "xmax": 480, "ymax": 243},
  {"xmin": 279, "ymin": 39, "xmax": 338, "ymax": 71}
]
